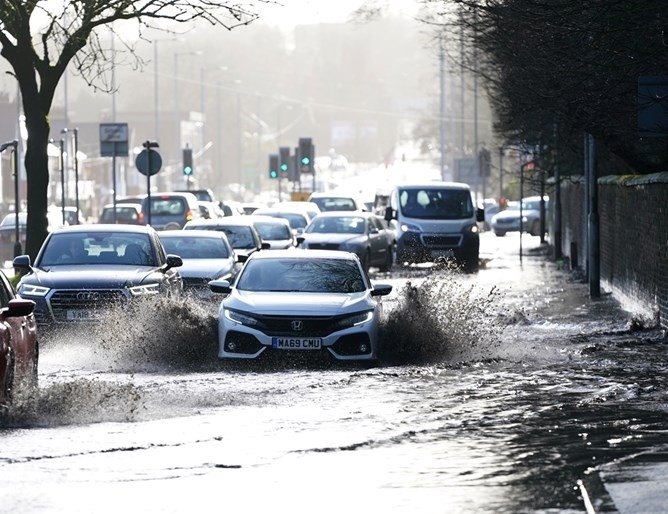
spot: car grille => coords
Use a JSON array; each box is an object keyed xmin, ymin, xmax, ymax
[
  {"xmin": 495, "ymin": 218, "xmax": 517, "ymax": 225},
  {"xmin": 182, "ymin": 277, "xmax": 210, "ymax": 290},
  {"xmin": 48, "ymin": 289, "xmax": 128, "ymax": 322},
  {"xmin": 256, "ymin": 314, "xmax": 345, "ymax": 337},
  {"xmin": 307, "ymin": 243, "xmax": 340, "ymax": 251},
  {"xmin": 421, "ymin": 234, "xmax": 462, "ymax": 248}
]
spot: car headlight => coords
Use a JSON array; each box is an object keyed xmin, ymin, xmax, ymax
[
  {"xmin": 18, "ymin": 283, "xmax": 50, "ymax": 297},
  {"xmin": 464, "ymin": 223, "xmax": 479, "ymax": 234},
  {"xmin": 128, "ymin": 283, "xmax": 161, "ymax": 296},
  {"xmin": 224, "ymin": 308, "xmax": 260, "ymax": 327},
  {"xmin": 400, "ymin": 222, "xmax": 421, "ymax": 233},
  {"xmin": 333, "ymin": 310, "xmax": 374, "ymax": 330}
]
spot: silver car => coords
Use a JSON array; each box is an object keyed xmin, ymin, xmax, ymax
[{"xmin": 209, "ymin": 250, "xmax": 392, "ymax": 363}]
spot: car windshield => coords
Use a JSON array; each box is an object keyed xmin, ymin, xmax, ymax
[
  {"xmin": 39, "ymin": 232, "xmax": 155, "ymax": 267},
  {"xmin": 1, "ymin": 213, "xmax": 27, "ymax": 227},
  {"xmin": 160, "ymin": 236, "xmax": 230, "ymax": 259},
  {"xmin": 310, "ymin": 197, "xmax": 357, "ymax": 211},
  {"xmin": 236, "ymin": 258, "xmax": 366, "ymax": 293},
  {"xmin": 305, "ymin": 216, "xmax": 366, "ymax": 234},
  {"xmin": 399, "ymin": 188, "xmax": 474, "ymax": 219},
  {"xmin": 100, "ymin": 207, "xmax": 140, "ymax": 223},
  {"xmin": 253, "ymin": 222, "xmax": 292, "ymax": 240},
  {"xmin": 189, "ymin": 225, "xmax": 256, "ymax": 249},
  {"xmin": 149, "ymin": 198, "xmax": 185, "ymax": 215}
]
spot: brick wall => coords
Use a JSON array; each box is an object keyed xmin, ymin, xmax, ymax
[{"xmin": 558, "ymin": 173, "xmax": 668, "ymax": 329}]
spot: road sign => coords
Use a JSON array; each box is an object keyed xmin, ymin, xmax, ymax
[
  {"xmin": 99, "ymin": 123, "xmax": 129, "ymax": 157},
  {"xmin": 135, "ymin": 149, "xmax": 162, "ymax": 176}
]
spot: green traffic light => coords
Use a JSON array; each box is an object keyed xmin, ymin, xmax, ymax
[
  {"xmin": 280, "ymin": 164, "xmax": 288, "ymax": 171},
  {"xmin": 301, "ymin": 157, "xmax": 310, "ymax": 165},
  {"xmin": 183, "ymin": 166, "xmax": 193, "ymax": 176},
  {"xmin": 269, "ymin": 170, "xmax": 278, "ymax": 179}
]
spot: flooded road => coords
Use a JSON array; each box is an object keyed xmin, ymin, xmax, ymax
[{"xmin": 1, "ymin": 232, "xmax": 666, "ymax": 513}]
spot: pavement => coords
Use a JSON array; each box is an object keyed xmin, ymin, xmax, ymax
[{"xmin": 480, "ymin": 232, "xmax": 668, "ymax": 514}]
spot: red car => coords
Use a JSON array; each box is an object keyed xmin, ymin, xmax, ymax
[{"xmin": 0, "ymin": 270, "xmax": 38, "ymax": 405}]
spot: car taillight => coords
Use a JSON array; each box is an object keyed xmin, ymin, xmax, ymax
[
  {"xmin": 138, "ymin": 212, "xmax": 144, "ymax": 224},
  {"xmin": 186, "ymin": 209, "xmax": 193, "ymax": 221}
]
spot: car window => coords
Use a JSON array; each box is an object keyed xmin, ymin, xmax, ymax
[
  {"xmin": 0, "ymin": 272, "xmax": 12, "ymax": 307},
  {"xmin": 237, "ymin": 258, "xmax": 365, "ymax": 293},
  {"xmin": 254, "ymin": 222, "xmax": 291, "ymax": 240},
  {"xmin": 161, "ymin": 237, "xmax": 230, "ymax": 259},
  {"xmin": 149, "ymin": 198, "xmax": 185, "ymax": 215},
  {"xmin": 39, "ymin": 232, "xmax": 155, "ymax": 266},
  {"xmin": 399, "ymin": 189, "xmax": 474, "ymax": 219},
  {"xmin": 311, "ymin": 197, "xmax": 357, "ymax": 211}
]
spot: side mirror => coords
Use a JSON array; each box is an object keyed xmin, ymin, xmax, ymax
[
  {"xmin": 12, "ymin": 254, "xmax": 32, "ymax": 270},
  {"xmin": 261, "ymin": 242, "xmax": 271, "ymax": 250},
  {"xmin": 209, "ymin": 279, "xmax": 232, "ymax": 294},
  {"xmin": 384, "ymin": 206, "xmax": 394, "ymax": 222},
  {"xmin": 165, "ymin": 254, "xmax": 183, "ymax": 269},
  {"xmin": 296, "ymin": 236, "xmax": 305, "ymax": 247},
  {"xmin": 476, "ymin": 208, "xmax": 485, "ymax": 223}
]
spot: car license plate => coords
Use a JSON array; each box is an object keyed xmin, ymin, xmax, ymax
[
  {"xmin": 66, "ymin": 309, "xmax": 99, "ymax": 321},
  {"xmin": 271, "ymin": 337, "xmax": 322, "ymax": 350},
  {"xmin": 431, "ymin": 249, "xmax": 454, "ymax": 258}
]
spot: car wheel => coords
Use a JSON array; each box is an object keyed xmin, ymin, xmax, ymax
[
  {"xmin": 378, "ymin": 246, "xmax": 393, "ymax": 272},
  {"xmin": 529, "ymin": 220, "xmax": 541, "ymax": 236},
  {"xmin": 494, "ymin": 230, "xmax": 506, "ymax": 237},
  {"xmin": 2, "ymin": 349, "xmax": 14, "ymax": 405}
]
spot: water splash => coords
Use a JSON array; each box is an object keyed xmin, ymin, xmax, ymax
[{"xmin": 379, "ymin": 276, "xmax": 502, "ymax": 365}]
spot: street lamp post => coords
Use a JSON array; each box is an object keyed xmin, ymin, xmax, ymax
[
  {"xmin": 59, "ymin": 139, "xmax": 65, "ymax": 225},
  {"xmin": 1, "ymin": 139, "xmax": 20, "ymax": 256},
  {"xmin": 61, "ymin": 127, "xmax": 80, "ymax": 223}
]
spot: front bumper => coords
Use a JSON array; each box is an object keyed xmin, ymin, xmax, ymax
[
  {"xmin": 218, "ymin": 315, "xmax": 379, "ymax": 362},
  {"xmin": 396, "ymin": 230, "xmax": 479, "ymax": 263}
]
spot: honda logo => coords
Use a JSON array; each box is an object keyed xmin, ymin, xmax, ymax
[{"xmin": 291, "ymin": 320, "xmax": 303, "ymax": 331}]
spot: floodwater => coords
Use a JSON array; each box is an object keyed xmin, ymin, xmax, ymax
[{"xmin": 1, "ymin": 233, "xmax": 666, "ymax": 513}]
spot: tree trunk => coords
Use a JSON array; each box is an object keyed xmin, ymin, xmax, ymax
[{"xmin": 23, "ymin": 113, "xmax": 50, "ymax": 260}]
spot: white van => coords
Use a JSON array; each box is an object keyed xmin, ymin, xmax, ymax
[{"xmin": 384, "ymin": 182, "xmax": 484, "ymax": 271}]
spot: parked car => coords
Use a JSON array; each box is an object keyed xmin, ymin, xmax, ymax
[
  {"xmin": 140, "ymin": 192, "xmax": 201, "ymax": 230},
  {"xmin": 98, "ymin": 203, "xmax": 143, "ymax": 225},
  {"xmin": 208, "ymin": 249, "xmax": 392, "ymax": 363},
  {"xmin": 490, "ymin": 196, "xmax": 549, "ymax": 237},
  {"xmin": 0, "ymin": 212, "xmax": 27, "ymax": 263},
  {"xmin": 158, "ymin": 230, "xmax": 238, "ymax": 299},
  {"xmin": 252, "ymin": 207, "xmax": 311, "ymax": 235},
  {"xmin": 184, "ymin": 217, "xmax": 267, "ymax": 259},
  {"xmin": 175, "ymin": 188, "xmax": 216, "ymax": 204},
  {"xmin": 298, "ymin": 211, "xmax": 394, "ymax": 272},
  {"xmin": 307, "ymin": 192, "xmax": 367, "ymax": 212},
  {"xmin": 13, "ymin": 225, "xmax": 183, "ymax": 326},
  {"xmin": 249, "ymin": 215, "xmax": 297, "ymax": 250},
  {"xmin": 0, "ymin": 269, "xmax": 38, "ymax": 405}
]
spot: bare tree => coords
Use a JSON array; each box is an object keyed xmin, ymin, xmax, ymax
[
  {"xmin": 0, "ymin": 0, "xmax": 269, "ymax": 258},
  {"xmin": 420, "ymin": 0, "xmax": 668, "ymax": 175}
]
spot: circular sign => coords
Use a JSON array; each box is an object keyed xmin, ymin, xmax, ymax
[{"xmin": 135, "ymin": 149, "xmax": 162, "ymax": 176}]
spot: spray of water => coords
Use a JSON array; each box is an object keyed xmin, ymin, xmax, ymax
[{"xmin": 378, "ymin": 274, "xmax": 502, "ymax": 365}]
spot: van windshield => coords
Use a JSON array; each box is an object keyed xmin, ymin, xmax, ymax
[{"xmin": 399, "ymin": 188, "xmax": 474, "ymax": 220}]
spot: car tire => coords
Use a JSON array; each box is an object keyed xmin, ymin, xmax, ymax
[
  {"xmin": 378, "ymin": 246, "xmax": 393, "ymax": 272},
  {"xmin": 529, "ymin": 220, "xmax": 541, "ymax": 236},
  {"xmin": 494, "ymin": 230, "xmax": 506, "ymax": 237}
]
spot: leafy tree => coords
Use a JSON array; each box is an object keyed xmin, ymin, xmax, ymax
[{"xmin": 0, "ymin": 0, "xmax": 267, "ymax": 258}]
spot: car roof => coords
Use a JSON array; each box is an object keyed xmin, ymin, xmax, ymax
[
  {"xmin": 47, "ymin": 224, "xmax": 156, "ymax": 235},
  {"xmin": 157, "ymin": 229, "xmax": 229, "ymax": 239},
  {"xmin": 396, "ymin": 181, "xmax": 471, "ymax": 191},
  {"xmin": 249, "ymin": 215, "xmax": 291, "ymax": 225},
  {"xmin": 254, "ymin": 208, "xmax": 309, "ymax": 217},
  {"xmin": 248, "ymin": 249, "xmax": 359, "ymax": 262},
  {"xmin": 311, "ymin": 211, "xmax": 375, "ymax": 218},
  {"xmin": 102, "ymin": 203, "xmax": 142, "ymax": 209},
  {"xmin": 185, "ymin": 217, "xmax": 256, "ymax": 227}
]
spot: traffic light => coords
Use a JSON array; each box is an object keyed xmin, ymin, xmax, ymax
[
  {"xmin": 182, "ymin": 147, "xmax": 193, "ymax": 176},
  {"xmin": 279, "ymin": 146, "xmax": 291, "ymax": 178},
  {"xmin": 298, "ymin": 137, "xmax": 314, "ymax": 174},
  {"xmin": 269, "ymin": 153, "xmax": 279, "ymax": 179}
]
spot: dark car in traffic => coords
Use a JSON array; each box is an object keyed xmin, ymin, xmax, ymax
[
  {"xmin": 13, "ymin": 225, "xmax": 183, "ymax": 326},
  {"xmin": 184, "ymin": 217, "xmax": 267, "ymax": 259},
  {"xmin": 0, "ymin": 269, "xmax": 38, "ymax": 405},
  {"xmin": 298, "ymin": 211, "xmax": 394, "ymax": 272},
  {"xmin": 158, "ymin": 230, "xmax": 238, "ymax": 299}
]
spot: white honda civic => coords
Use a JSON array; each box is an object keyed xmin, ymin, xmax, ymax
[{"xmin": 208, "ymin": 249, "xmax": 392, "ymax": 363}]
